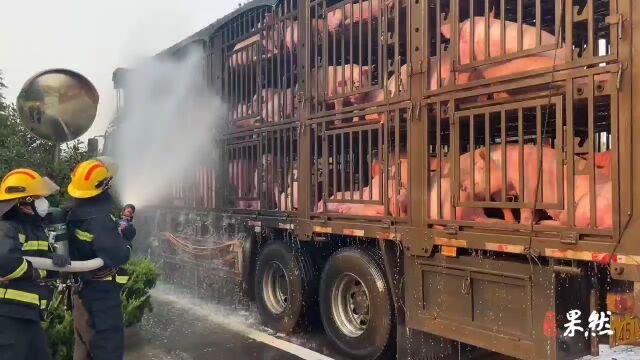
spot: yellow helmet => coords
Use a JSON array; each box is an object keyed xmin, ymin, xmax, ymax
[
  {"xmin": 67, "ymin": 159, "xmax": 113, "ymax": 199},
  {"xmin": 0, "ymin": 169, "xmax": 60, "ymax": 201}
]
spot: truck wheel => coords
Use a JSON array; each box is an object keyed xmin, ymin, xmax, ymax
[
  {"xmin": 254, "ymin": 241, "xmax": 315, "ymax": 333},
  {"xmin": 320, "ymin": 247, "xmax": 393, "ymax": 359}
]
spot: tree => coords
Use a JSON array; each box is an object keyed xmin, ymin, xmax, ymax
[{"xmin": 0, "ymin": 70, "xmax": 91, "ymax": 206}]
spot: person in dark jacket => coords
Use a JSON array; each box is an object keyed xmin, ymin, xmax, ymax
[
  {"xmin": 66, "ymin": 159, "xmax": 131, "ymax": 360},
  {"xmin": 0, "ymin": 168, "xmax": 69, "ymax": 360}
]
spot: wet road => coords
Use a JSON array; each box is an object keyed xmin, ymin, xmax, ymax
[
  {"xmin": 124, "ymin": 285, "xmax": 639, "ymax": 360},
  {"xmin": 125, "ymin": 287, "xmax": 340, "ymax": 360}
]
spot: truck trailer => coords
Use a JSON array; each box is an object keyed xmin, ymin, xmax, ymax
[{"xmin": 111, "ymin": 0, "xmax": 640, "ymax": 358}]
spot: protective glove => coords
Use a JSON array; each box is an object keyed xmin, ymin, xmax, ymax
[
  {"xmin": 51, "ymin": 254, "xmax": 71, "ymax": 268},
  {"xmin": 121, "ymin": 223, "xmax": 137, "ymax": 242}
]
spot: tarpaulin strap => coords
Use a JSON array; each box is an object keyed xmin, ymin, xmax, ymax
[
  {"xmin": 22, "ymin": 240, "xmax": 50, "ymax": 251},
  {"xmin": 0, "ymin": 287, "xmax": 40, "ymax": 306},
  {"xmin": 1, "ymin": 259, "xmax": 28, "ymax": 281},
  {"xmin": 74, "ymin": 229, "xmax": 94, "ymax": 242}
]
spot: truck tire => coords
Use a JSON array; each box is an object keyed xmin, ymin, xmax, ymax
[
  {"xmin": 320, "ymin": 247, "xmax": 393, "ymax": 359},
  {"xmin": 254, "ymin": 241, "xmax": 315, "ymax": 333}
]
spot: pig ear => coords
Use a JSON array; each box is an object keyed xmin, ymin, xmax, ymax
[
  {"xmin": 489, "ymin": 6, "xmax": 496, "ymax": 19},
  {"xmin": 441, "ymin": 23, "xmax": 452, "ymax": 39}
]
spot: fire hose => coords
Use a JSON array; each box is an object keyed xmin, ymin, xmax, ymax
[
  {"xmin": 24, "ymin": 257, "xmax": 104, "ymax": 272},
  {"xmin": 22, "ymin": 207, "xmax": 106, "ymax": 272}
]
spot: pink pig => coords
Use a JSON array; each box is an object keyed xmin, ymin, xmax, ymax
[
  {"xmin": 427, "ymin": 153, "xmax": 506, "ymax": 224},
  {"xmin": 541, "ymin": 156, "xmax": 612, "ymax": 229},
  {"xmin": 277, "ymin": 169, "xmax": 298, "ymax": 211},
  {"xmin": 229, "ymin": 159, "xmax": 260, "ymax": 209},
  {"xmin": 327, "ymin": 0, "xmax": 402, "ymax": 32},
  {"xmin": 255, "ymin": 88, "xmax": 296, "ymax": 123},
  {"xmin": 320, "ymin": 158, "xmax": 408, "ymax": 217},
  {"xmin": 441, "ymin": 15, "xmax": 562, "ymax": 66},
  {"xmin": 470, "ymin": 144, "xmax": 560, "ymax": 225},
  {"xmin": 310, "ymin": 65, "xmax": 373, "ymax": 114},
  {"xmin": 473, "ymin": 144, "xmax": 613, "ymax": 228}
]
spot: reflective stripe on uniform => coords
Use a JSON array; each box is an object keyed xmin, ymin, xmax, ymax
[
  {"xmin": 0, "ymin": 287, "xmax": 40, "ymax": 306},
  {"xmin": 18, "ymin": 233, "xmax": 26, "ymax": 244},
  {"xmin": 95, "ymin": 274, "xmax": 129, "ymax": 284},
  {"xmin": 38, "ymin": 269, "xmax": 47, "ymax": 278},
  {"xmin": 22, "ymin": 240, "xmax": 50, "ymax": 251},
  {"xmin": 40, "ymin": 299, "xmax": 47, "ymax": 310},
  {"xmin": 74, "ymin": 229, "xmax": 94, "ymax": 242},
  {"xmin": 1, "ymin": 259, "xmax": 28, "ymax": 281}
]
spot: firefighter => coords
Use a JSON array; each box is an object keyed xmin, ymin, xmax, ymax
[
  {"xmin": 66, "ymin": 159, "xmax": 131, "ymax": 360},
  {"xmin": 0, "ymin": 169, "xmax": 69, "ymax": 360}
]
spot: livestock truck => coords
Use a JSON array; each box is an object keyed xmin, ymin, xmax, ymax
[{"xmin": 110, "ymin": 0, "xmax": 640, "ymax": 358}]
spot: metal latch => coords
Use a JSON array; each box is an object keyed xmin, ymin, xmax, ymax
[
  {"xmin": 296, "ymin": 91, "xmax": 306, "ymax": 110},
  {"xmin": 445, "ymin": 224, "xmax": 459, "ymax": 235},
  {"xmin": 461, "ymin": 275, "xmax": 471, "ymax": 295},
  {"xmin": 617, "ymin": 63, "xmax": 626, "ymax": 90},
  {"xmin": 606, "ymin": 13, "xmax": 624, "ymax": 39},
  {"xmin": 560, "ymin": 232, "xmax": 579, "ymax": 245}
]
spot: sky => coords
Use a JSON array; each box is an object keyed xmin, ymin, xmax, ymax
[{"xmin": 0, "ymin": 0, "xmax": 240, "ymax": 142}]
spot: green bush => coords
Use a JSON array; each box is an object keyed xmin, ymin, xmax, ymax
[
  {"xmin": 45, "ymin": 257, "xmax": 161, "ymax": 360},
  {"xmin": 122, "ymin": 257, "xmax": 161, "ymax": 327}
]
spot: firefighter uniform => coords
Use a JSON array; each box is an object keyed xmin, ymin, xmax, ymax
[
  {"xmin": 67, "ymin": 159, "xmax": 131, "ymax": 360},
  {"xmin": 0, "ymin": 169, "xmax": 60, "ymax": 360}
]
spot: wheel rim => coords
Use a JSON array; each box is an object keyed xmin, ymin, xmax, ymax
[
  {"xmin": 331, "ymin": 273, "xmax": 370, "ymax": 337},
  {"xmin": 262, "ymin": 261, "xmax": 289, "ymax": 314}
]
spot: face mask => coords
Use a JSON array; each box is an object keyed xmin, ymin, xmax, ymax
[{"xmin": 34, "ymin": 197, "xmax": 49, "ymax": 218}]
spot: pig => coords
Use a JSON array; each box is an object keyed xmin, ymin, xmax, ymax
[
  {"xmin": 441, "ymin": 15, "xmax": 563, "ymax": 66},
  {"xmin": 228, "ymin": 159, "xmax": 260, "ymax": 209},
  {"xmin": 574, "ymin": 180, "xmax": 613, "ymax": 229},
  {"xmin": 277, "ymin": 168, "xmax": 298, "ymax": 211},
  {"xmin": 477, "ymin": 57, "xmax": 610, "ymax": 98},
  {"xmin": 327, "ymin": 0, "xmax": 402, "ymax": 32},
  {"xmin": 230, "ymin": 31, "xmax": 268, "ymax": 66},
  {"xmin": 428, "ymin": 171, "xmax": 501, "ymax": 224},
  {"xmin": 255, "ymin": 87, "xmax": 296, "ymax": 123},
  {"xmin": 427, "ymin": 152, "xmax": 511, "ymax": 224},
  {"xmin": 285, "ymin": 18, "xmax": 327, "ymax": 52},
  {"xmin": 317, "ymin": 160, "xmax": 383, "ymax": 213},
  {"xmin": 360, "ymin": 64, "xmax": 409, "ymax": 122},
  {"xmin": 479, "ymin": 55, "xmax": 562, "ymax": 80},
  {"xmin": 321, "ymin": 158, "xmax": 408, "ymax": 217},
  {"xmin": 233, "ymin": 100, "xmax": 259, "ymax": 127},
  {"xmin": 309, "ymin": 64, "xmax": 373, "ymax": 116},
  {"xmin": 540, "ymin": 157, "xmax": 612, "ymax": 228},
  {"xmin": 338, "ymin": 161, "xmax": 408, "ymax": 217},
  {"xmin": 473, "ymin": 144, "xmax": 613, "ymax": 227},
  {"xmin": 594, "ymin": 151, "xmax": 612, "ymax": 177},
  {"xmin": 470, "ymin": 144, "xmax": 562, "ymax": 225}
]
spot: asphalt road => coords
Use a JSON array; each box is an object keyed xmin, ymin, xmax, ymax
[
  {"xmin": 124, "ymin": 285, "xmax": 640, "ymax": 360},
  {"xmin": 125, "ymin": 288, "xmax": 341, "ymax": 360}
]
